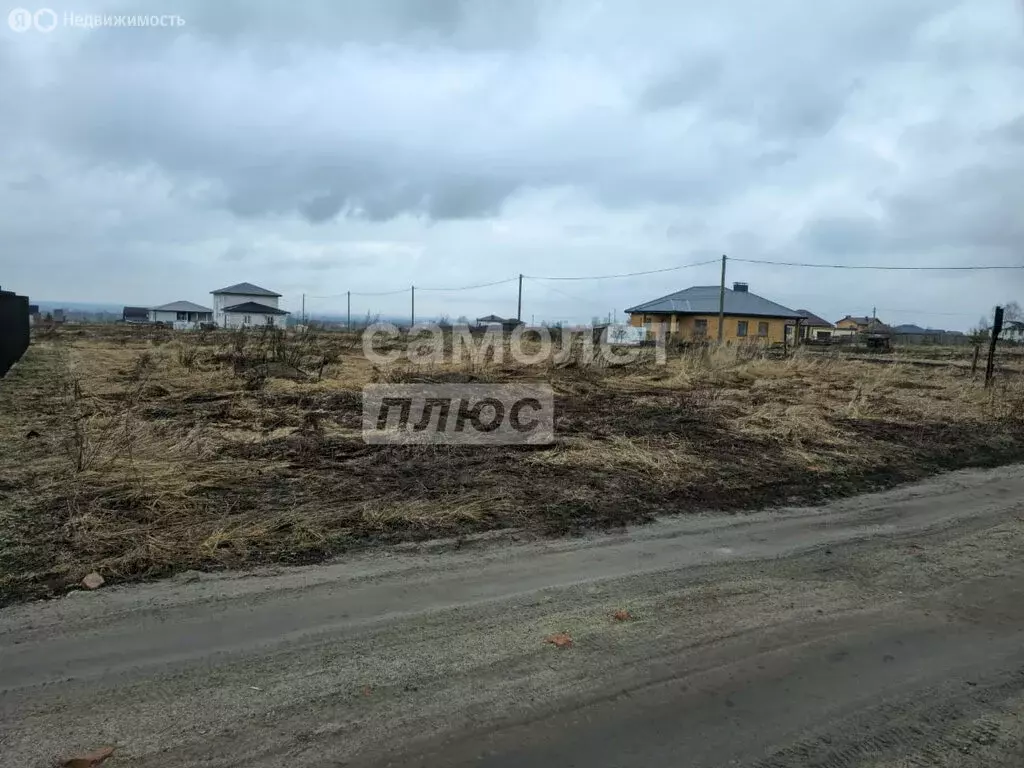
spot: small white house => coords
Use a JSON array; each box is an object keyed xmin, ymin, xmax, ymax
[
  {"xmin": 148, "ymin": 301, "xmax": 214, "ymax": 326},
  {"xmin": 211, "ymin": 282, "xmax": 289, "ymax": 329}
]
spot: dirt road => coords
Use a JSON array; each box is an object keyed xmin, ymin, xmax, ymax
[{"xmin": 3, "ymin": 465, "xmax": 1024, "ymax": 767}]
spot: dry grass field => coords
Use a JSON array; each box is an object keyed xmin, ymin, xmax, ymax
[{"xmin": 1, "ymin": 324, "xmax": 1023, "ymax": 604}]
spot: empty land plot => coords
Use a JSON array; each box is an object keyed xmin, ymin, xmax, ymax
[{"xmin": 1, "ymin": 324, "xmax": 1022, "ymax": 603}]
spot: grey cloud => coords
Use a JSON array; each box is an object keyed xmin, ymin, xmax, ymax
[
  {"xmin": 638, "ymin": 57, "xmax": 723, "ymax": 111},
  {"xmin": 0, "ymin": 0, "xmax": 1022, "ymax": 326},
  {"xmin": 799, "ymin": 216, "xmax": 884, "ymax": 256}
]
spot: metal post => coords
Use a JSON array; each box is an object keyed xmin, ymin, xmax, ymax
[
  {"xmin": 347, "ymin": 291, "xmax": 351, "ymax": 330},
  {"xmin": 517, "ymin": 274, "xmax": 523, "ymax": 322},
  {"xmin": 301, "ymin": 293, "xmax": 306, "ymax": 325},
  {"xmin": 411, "ymin": 285, "xmax": 415, "ymax": 326},
  {"xmin": 717, "ymin": 254, "xmax": 727, "ymax": 344},
  {"xmin": 985, "ymin": 306, "xmax": 1004, "ymax": 387}
]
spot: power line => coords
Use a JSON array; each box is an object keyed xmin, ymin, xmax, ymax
[
  {"xmin": 417, "ymin": 277, "xmax": 518, "ymax": 292},
  {"xmin": 307, "ymin": 256, "xmax": 1019, "ymax": 301},
  {"xmin": 732, "ymin": 258, "xmax": 1024, "ymax": 271},
  {"xmin": 351, "ymin": 288, "xmax": 413, "ymax": 297},
  {"xmin": 526, "ymin": 259, "xmax": 718, "ymax": 281},
  {"xmin": 307, "ymin": 277, "xmax": 518, "ymax": 299}
]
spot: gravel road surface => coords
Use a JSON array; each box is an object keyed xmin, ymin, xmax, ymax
[{"xmin": 3, "ymin": 464, "xmax": 1024, "ymax": 767}]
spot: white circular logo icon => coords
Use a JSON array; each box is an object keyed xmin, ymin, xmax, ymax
[
  {"xmin": 7, "ymin": 7, "xmax": 33, "ymax": 32},
  {"xmin": 33, "ymin": 7, "xmax": 57, "ymax": 32}
]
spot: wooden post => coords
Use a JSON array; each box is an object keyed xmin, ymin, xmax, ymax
[
  {"xmin": 971, "ymin": 345, "xmax": 980, "ymax": 375},
  {"xmin": 411, "ymin": 285, "xmax": 415, "ymax": 327},
  {"xmin": 717, "ymin": 254, "xmax": 727, "ymax": 344},
  {"xmin": 347, "ymin": 291, "xmax": 351, "ymax": 330},
  {"xmin": 984, "ymin": 306, "xmax": 1004, "ymax": 387}
]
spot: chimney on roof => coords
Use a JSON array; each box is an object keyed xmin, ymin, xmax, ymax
[{"xmin": 732, "ymin": 282, "xmax": 748, "ymax": 293}]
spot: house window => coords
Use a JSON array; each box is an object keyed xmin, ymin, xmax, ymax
[
  {"xmin": 737, "ymin": 320, "xmax": 748, "ymax": 337},
  {"xmin": 243, "ymin": 315, "xmax": 252, "ymax": 324},
  {"xmin": 176, "ymin": 311, "xmax": 187, "ymax": 321},
  {"xmin": 758, "ymin": 321, "xmax": 769, "ymax": 337},
  {"xmin": 693, "ymin": 318, "xmax": 708, "ymax": 337}
]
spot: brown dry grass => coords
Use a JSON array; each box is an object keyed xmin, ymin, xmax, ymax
[{"xmin": 1, "ymin": 325, "xmax": 1022, "ymax": 604}]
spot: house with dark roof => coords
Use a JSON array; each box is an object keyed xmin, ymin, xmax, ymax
[
  {"xmin": 476, "ymin": 314, "xmax": 522, "ymax": 331},
  {"xmin": 210, "ymin": 282, "xmax": 289, "ymax": 328},
  {"xmin": 892, "ymin": 324, "xmax": 972, "ymax": 346},
  {"xmin": 624, "ymin": 282, "xmax": 802, "ymax": 344},
  {"xmin": 834, "ymin": 315, "xmax": 890, "ymax": 338},
  {"xmin": 796, "ymin": 310, "xmax": 834, "ymax": 341},
  {"xmin": 122, "ymin": 306, "xmax": 150, "ymax": 324}
]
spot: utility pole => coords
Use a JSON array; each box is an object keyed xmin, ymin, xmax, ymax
[
  {"xmin": 411, "ymin": 285, "xmax": 415, "ymax": 327},
  {"xmin": 301, "ymin": 293, "xmax": 306, "ymax": 325},
  {"xmin": 346, "ymin": 290, "xmax": 351, "ymax": 331},
  {"xmin": 517, "ymin": 274, "xmax": 523, "ymax": 322},
  {"xmin": 717, "ymin": 254, "xmax": 727, "ymax": 344}
]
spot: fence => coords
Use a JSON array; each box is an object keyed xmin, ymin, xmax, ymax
[{"xmin": 0, "ymin": 287, "xmax": 30, "ymax": 378}]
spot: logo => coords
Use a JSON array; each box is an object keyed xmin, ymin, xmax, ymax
[
  {"xmin": 7, "ymin": 7, "xmax": 32, "ymax": 31},
  {"xmin": 362, "ymin": 384, "xmax": 555, "ymax": 445},
  {"xmin": 6, "ymin": 9, "xmax": 186, "ymax": 32},
  {"xmin": 7, "ymin": 7, "xmax": 57, "ymax": 31},
  {"xmin": 33, "ymin": 7, "xmax": 56, "ymax": 32}
]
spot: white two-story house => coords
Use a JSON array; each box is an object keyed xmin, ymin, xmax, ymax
[{"xmin": 211, "ymin": 282, "xmax": 289, "ymax": 329}]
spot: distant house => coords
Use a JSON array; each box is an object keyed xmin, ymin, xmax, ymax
[
  {"xmin": 796, "ymin": 310, "xmax": 834, "ymax": 341},
  {"xmin": 476, "ymin": 314, "xmax": 523, "ymax": 331},
  {"xmin": 28, "ymin": 304, "xmax": 39, "ymax": 327},
  {"xmin": 148, "ymin": 301, "xmax": 214, "ymax": 326},
  {"xmin": 892, "ymin": 325, "xmax": 970, "ymax": 346},
  {"xmin": 211, "ymin": 282, "xmax": 289, "ymax": 329},
  {"xmin": 624, "ymin": 282, "xmax": 801, "ymax": 344},
  {"xmin": 52, "ymin": 308, "xmax": 65, "ymax": 323},
  {"xmin": 1004, "ymin": 321, "xmax": 1024, "ymax": 343},
  {"xmin": 834, "ymin": 315, "xmax": 890, "ymax": 338},
  {"xmin": 122, "ymin": 306, "xmax": 150, "ymax": 324}
]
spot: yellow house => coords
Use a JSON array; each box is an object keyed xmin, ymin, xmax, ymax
[
  {"xmin": 625, "ymin": 282, "xmax": 802, "ymax": 344},
  {"xmin": 833, "ymin": 315, "xmax": 888, "ymax": 339}
]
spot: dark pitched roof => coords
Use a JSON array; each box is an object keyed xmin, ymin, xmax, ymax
[
  {"xmin": 152, "ymin": 301, "xmax": 212, "ymax": 313},
  {"xmin": 476, "ymin": 314, "xmax": 516, "ymax": 324},
  {"xmin": 122, "ymin": 306, "xmax": 149, "ymax": 318},
  {"xmin": 796, "ymin": 309, "xmax": 833, "ymax": 327},
  {"xmin": 625, "ymin": 286, "xmax": 801, "ymax": 319},
  {"xmin": 221, "ymin": 301, "xmax": 290, "ymax": 315},
  {"xmin": 211, "ymin": 282, "xmax": 281, "ymax": 297},
  {"xmin": 838, "ymin": 315, "xmax": 874, "ymax": 325}
]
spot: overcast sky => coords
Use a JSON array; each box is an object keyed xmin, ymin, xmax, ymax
[{"xmin": 2, "ymin": 0, "xmax": 1023, "ymax": 328}]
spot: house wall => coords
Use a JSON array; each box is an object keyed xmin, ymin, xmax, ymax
[
  {"xmin": 628, "ymin": 313, "xmax": 790, "ymax": 343},
  {"xmin": 222, "ymin": 310, "xmax": 285, "ymax": 329},
  {"xmin": 800, "ymin": 325, "xmax": 834, "ymax": 340},
  {"xmin": 149, "ymin": 310, "xmax": 178, "ymax": 324},
  {"xmin": 149, "ymin": 310, "xmax": 213, "ymax": 324},
  {"xmin": 213, "ymin": 293, "xmax": 279, "ymax": 327}
]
